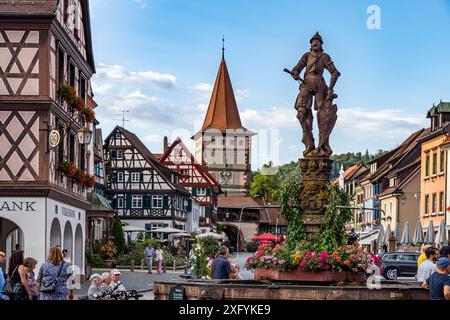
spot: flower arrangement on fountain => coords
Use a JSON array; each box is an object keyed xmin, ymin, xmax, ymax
[
  {"xmin": 246, "ymin": 243, "xmax": 381, "ymax": 274},
  {"xmin": 246, "ymin": 182, "xmax": 382, "ymax": 281}
]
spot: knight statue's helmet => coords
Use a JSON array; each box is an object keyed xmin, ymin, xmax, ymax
[{"xmin": 310, "ymin": 32, "xmax": 323, "ymax": 44}]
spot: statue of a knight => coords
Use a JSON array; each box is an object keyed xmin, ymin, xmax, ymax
[{"xmin": 290, "ymin": 32, "xmax": 340, "ymax": 157}]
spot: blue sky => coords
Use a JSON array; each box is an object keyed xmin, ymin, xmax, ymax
[{"xmin": 89, "ymin": 0, "xmax": 450, "ymax": 169}]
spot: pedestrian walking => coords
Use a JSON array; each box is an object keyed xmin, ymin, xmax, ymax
[
  {"xmin": 418, "ymin": 244, "xmax": 431, "ymax": 267},
  {"xmin": 417, "ymin": 247, "xmax": 439, "ymax": 282},
  {"xmin": 23, "ymin": 257, "xmax": 39, "ymax": 300},
  {"xmin": 143, "ymin": 244, "xmax": 154, "ymax": 274},
  {"xmin": 422, "ymin": 257, "xmax": 450, "ymax": 300},
  {"xmin": 62, "ymin": 249, "xmax": 72, "ymax": 264},
  {"xmin": 155, "ymin": 245, "xmax": 164, "ymax": 274},
  {"xmin": 211, "ymin": 246, "xmax": 233, "ymax": 280},
  {"xmin": 5, "ymin": 250, "xmax": 27, "ymax": 300},
  {"xmin": 0, "ymin": 251, "xmax": 8, "ymax": 300},
  {"xmin": 37, "ymin": 247, "xmax": 72, "ymax": 300}
]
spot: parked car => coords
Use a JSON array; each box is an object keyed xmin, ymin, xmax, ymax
[{"xmin": 380, "ymin": 252, "xmax": 420, "ymax": 280}]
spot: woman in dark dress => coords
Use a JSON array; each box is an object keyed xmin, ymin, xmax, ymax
[{"xmin": 7, "ymin": 250, "xmax": 28, "ymax": 300}]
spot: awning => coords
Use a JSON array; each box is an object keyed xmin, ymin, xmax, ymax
[
  {"xmin": 360, "ymin": 231, "xmax": 379, "ymax": 245},
  {"xmin": 88, "ymin": 192, "xmax": 114, "ymax": 212},
  {"xmin": 122, "ymin": 226, "xmax": 146, "ymax": 233}
]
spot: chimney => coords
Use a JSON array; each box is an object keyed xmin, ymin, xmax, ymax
[{"xmin": 163, "ymin": 136, "xmax": 169, "ymax": 153}]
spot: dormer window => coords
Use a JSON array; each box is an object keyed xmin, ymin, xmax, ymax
[
  {"xmin": 370, "ymin": 163, "xmax": 377, "ymax": 173},
  {"xmin": 389, "ymin": 178, "xmax": 396, "ymax": 188}
]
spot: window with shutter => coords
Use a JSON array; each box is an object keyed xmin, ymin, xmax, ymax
[
  {"xmin": 111, "ymin": 150, "xmax": 117, "ymax": 159},
  {"xmin": 112, "ymin": 198, "xmax": 117, "ymax": 208},
  {"xmin": 205, "ymin": 206, "xmax": 211, "ymax": 217},
  {"xmin": 126, "ymin": 194, "xmax": 132, "ymax": 208},
  {"xmin": 206, "ymin": 188, "xmax": 212, "ymax": 196},
  {"xmin": 163, "ymin": 195, "xmax": 169, "ymax": 209},
  {"xmin": 192, "ymin": 188, "xmax": 197, "ymax": 196},
  {"xmin": 112, "ymin": 172, "xmax": 117, "ymax": 183},
  {"xmin": 187, "ymin": 199, "xmax": 192, "ymax": 212}
]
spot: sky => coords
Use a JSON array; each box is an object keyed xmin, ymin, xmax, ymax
[{"xmin": 89, "ymin": 0, "xmax": 450, "ymax": 169}]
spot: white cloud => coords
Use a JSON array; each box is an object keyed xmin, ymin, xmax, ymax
[
  {"xmin": 192, "ymin": 83, "xmax": 213, "ymax": 92},
  {"xmin": 143, "ymin": 134, "xmax": 161, "ymax": 143},
  {"xmin": 93, "ymin": 63, "xmax": 176, "ymax": 93}
]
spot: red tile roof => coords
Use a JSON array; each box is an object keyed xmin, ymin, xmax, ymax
[{"xmin": 201, "ymin": 57, "xmax": 247, "ymax": 131}]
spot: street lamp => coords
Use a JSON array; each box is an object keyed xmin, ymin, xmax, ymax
[{"xmin": 76, "ymin": 127, "xmax": 93, "ymax": 145}]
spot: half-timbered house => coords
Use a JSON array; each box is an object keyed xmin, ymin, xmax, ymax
[
  {"xmin": 159, "ymin": 137, "xmax": 220, "ymax": 231},
  {"xmin": 0, "ymin": 0, "xmax": 97, "ymax": 275},
  {"xmin": 103, "ymin": 126, "xmax": 192, "ymax": 240}
]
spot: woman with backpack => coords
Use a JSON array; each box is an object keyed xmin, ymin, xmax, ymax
[
  {"xmin": 37, "ymin": 247, "xmax": 72, "ymax": 300},
  {"xmin": 5, "ymin": 250, "xmax": 28, "ymax": 300}
]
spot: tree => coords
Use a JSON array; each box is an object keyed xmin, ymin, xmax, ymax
[{"xmin": 111, "ymin": 218, "xmax": 126, "ymax": 255}]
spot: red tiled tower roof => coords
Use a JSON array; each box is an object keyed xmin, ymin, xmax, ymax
[{"xmin": 201, "ymin": 57, "xmax": 247, "ymax": 131}]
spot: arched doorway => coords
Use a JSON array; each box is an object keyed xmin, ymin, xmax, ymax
[
  {"xmin": 50, "ymin": 218, "xmax": 62, "ymax": 248},
  {"xmin": 63, "ymin": 222, "xmax": 73, "ymax": 259},
  {"xmin": 74, "ymin": 224, "xmax": 83, "ymax": 269},
  {"xmin": 222, "ymin": 224, "xmax": 244, "ymax": 253},
  {"xmin": 0, "ymin": 217, "xmax": 24, "ymax": 274}
]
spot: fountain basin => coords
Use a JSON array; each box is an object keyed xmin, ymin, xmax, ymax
[
  {"xmin": 254, "ymin": 268, "xmax": 366, "ymax": 283},
  {"xmin": 153, "ymin": 278, "xmax": 429, "ymax": 300}
]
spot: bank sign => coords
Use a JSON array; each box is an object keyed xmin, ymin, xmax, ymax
[{"xmin": 0, "ymin": 201, "xmax": 37, "ymax": 212}]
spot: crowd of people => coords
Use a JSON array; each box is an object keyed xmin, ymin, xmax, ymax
[
  {"xmin": 0, "ymin": 246, "xmax": 73, "ymax": 300},
  {"xmin": 417, "ymin": 245, "xmax": 450, "ymax": 300}
]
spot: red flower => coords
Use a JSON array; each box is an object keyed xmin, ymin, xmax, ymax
[{"xmin": 343, "ymin": 260, "xmax": 351, "ymax": 266}]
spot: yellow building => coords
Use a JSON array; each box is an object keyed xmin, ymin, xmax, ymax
[{"xmin": 419, "ymin": 102, "xmax": 450, "ymax": 239}]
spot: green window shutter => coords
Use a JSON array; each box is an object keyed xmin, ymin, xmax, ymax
[
  {"xmin": 206, "ymin": 187, "xmax": 212, "ymax": 196},
  {"xmin": 163, "ymin": 195, "xmax": 169, "ymax": 209},
  {"xmin": 143, "ymin": 195, "xmax": 148, "ymax": 209},
  {"xmin": 187, "ymin": 199, "xmax": 192, "ymax": 212},
  {"xmin": 111, "ymin": 150, "xmax": 117, "ymax": 159},
  {"xmin": 205, "ymin": 206, "xmax": 211, "ymax": 217},
  {"xmin": 140, "ymin": 173, "xmax": 144, "ymax": 182},
  {"xmin": 126, "ymin": 194, "xmax": 132, "ymax": 208},
  {"xmin": 192, "ymin": 188, "xmax": 197, "ymax": 196},
  {"xmin": 112, "ymin": 172, "xmax": 117, "ymax": 183},
  {"xmin": 112, "ymin": 198, "xmax": 117, "ymax": 208}
]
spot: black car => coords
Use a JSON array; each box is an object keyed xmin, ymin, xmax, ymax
[{"xmin": 380, "ymin": 252, "xmax": 421, "ymax": 280}]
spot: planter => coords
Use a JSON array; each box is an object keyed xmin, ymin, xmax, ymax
[
  {"xmin": 254, "ymin": 268, "xmax": 365, "ymax": 283},
  {"xmin": 104, "ymin": 257, "xmax": 117, "ymax": 268}
]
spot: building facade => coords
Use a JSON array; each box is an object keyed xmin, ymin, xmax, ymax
[
  {"xmin": 419, "ymin": 102, "xmax": 450, "ymax": 240},
  {"xmin": 159, "ymin": 137, "xmax": 220, "ymax": 231},
  {"xmin": 0, "ymin": 0, "xmax": 97, "ymax": 274},
  {"xmin": 103, "ymin": 126, "xmax": 192, "ymax": 240}
]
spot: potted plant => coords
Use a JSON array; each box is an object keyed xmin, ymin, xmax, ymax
[{"xmin": 101, "ymin": 238, "xmax": 118, "ymax": 268}]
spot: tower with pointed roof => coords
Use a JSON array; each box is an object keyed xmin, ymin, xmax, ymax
[{"xmin": 193, "ymin": 47, "xmax": 255, "ymax": 197}]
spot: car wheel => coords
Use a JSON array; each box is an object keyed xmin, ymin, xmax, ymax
[{"xmin": 383, "ymin": 267, "xmax": 398, "ymax": 280}]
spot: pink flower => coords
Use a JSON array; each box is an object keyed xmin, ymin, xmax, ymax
[
  {"xmin": 343, "ymin": 260, "xmax": 351, "ymax": 266},
  {"xmin": 306, "ymin": 251, "xmax": 315, "ymax": 259},
  {"xmin": 349, "ymin": 254, "xmax": 356, "ymax": 260},
  {"xmin": 320, "ymin": 251, "xmax": 329, "ymax": 259},
  {"xmin": 300, "ymin": 260, "xmax": 307, "ymax": 267}
]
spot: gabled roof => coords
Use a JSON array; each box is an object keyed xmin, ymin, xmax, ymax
[
  {"xmin": 0, "ymin": 0, "xmax": 58, "ymax": 15},
  {"xmin": 365, "ymin": 128, "xmax": 425, "ymax": 183},
  {"xmin": 159, "ymin": 137, "xmax": 219, "ymax": 188},
  {"xmin": 201, "ymin": 56, "xmax": 247, "ymax": 132},
  {"xmin": 427, "ymin": 101, "xmax": 450, "ymax": 118},
  {"xmin": 378, "ymin": 164, "xmax": 420, "ymax": 198},
  {"xmin": 104, "ymin": 126, "xmax": 189, "ymax": 195},
  {"xmin": 333, "ymin": 163, "xmax": 364, "ymax": 185}
]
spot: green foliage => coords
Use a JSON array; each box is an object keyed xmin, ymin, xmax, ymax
[
  {"xmin": 251, "ymin": 161, "xmax": 302, "ymax": 201},
  {"xmin": 279, "ymin": 178, "xmax": 306, "ymax": 250},
  {"xmin": 85, "ymin": 251, "xmax": 106, "ymax": 268},
  {"xmin": 318, "ymin": 185, "xmax": 353, "ymax": 249},
  {"xmin": 330, "ymin": 150, "xmax": 388, "ymax": 179},
  {"xmin": 111, "ymin": 218, "xmax": 126, "ymax": 255},
  {"xmin": 216, "ymin": 223, "xmax": 223, "ymax": 235},
  {"xmin": 190, "ymin": 241, "xmax": 211, "ymax": 279},
  {"xmin": 197, "ymin": 237, "xmax": 220, "ymax": 258}
]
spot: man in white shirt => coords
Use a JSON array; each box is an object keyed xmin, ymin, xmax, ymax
[{"xmin": 417, "ymin": 247, "xmax": 439, "ymax": 282}]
